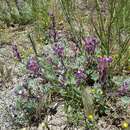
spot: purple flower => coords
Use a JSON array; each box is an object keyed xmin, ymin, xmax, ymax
[
  {"xmin": 12, "ymin": 45, "xmax": 21, "ymax": 61},
  {"xmin": 75, "ymin": 69, "xmax": 85, "ymax": 79},
  {"xmin": 75, "ymin": 69, "xmax": 86, "ymax": 84},
  {"xmin": 97, "ymin": 57, "xmax": 112, "ymax": 85},
  {"xmin": 27, "ymin": 57, "xmax": 40, "ymax": 74},
  {"xmin": 97, "ymin": 57, "xmax": 112, "ymax": 63},
  {"xmin": 53, "ymin": 43, "xmax": 64, "ymax": 57},
  {"xmin": 84, "ymin": 36, "xmax": 98, "ymax": 54},
  {"xmin": 118, "ymin": 82, "xmax": 128, "ymax": 96}
]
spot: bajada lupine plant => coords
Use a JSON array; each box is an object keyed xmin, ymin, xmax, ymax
[
  {"xmin": 53, "ymin": 43, "xmax": 64, "ymax": 57},
  {"xmin": 97, "ymin": 57, "xmax": 112, "ymax": 85},
  {"xmin": 84, "ymin": 36, "xmax": 98, "ymax": 54},
  {"xmin": 27, "ymin": 57, "xmax": 40, "ymax": 74}
]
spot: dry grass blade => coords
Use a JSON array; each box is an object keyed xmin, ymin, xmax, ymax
[{"xmin": 82, "ymin": 87, "xmax": 94, "ymax": 116}]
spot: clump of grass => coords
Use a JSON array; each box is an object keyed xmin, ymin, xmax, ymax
[{"xmin": 90, "ymin": 0, "xmax": 130, "ymax": 73}]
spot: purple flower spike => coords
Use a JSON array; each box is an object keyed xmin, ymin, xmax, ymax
[
  {"xmin": 84, "ymin": 36, "xmax": 98, "ymax": 54},
  {"xmin": 27, "ymin": 57, "xmax": 40, "ymax": 74},
  {"xmin": 12, "ymin": 45, "xmax": 21, "ymax": 61},
  {"xmin": 97, "ymin": 57, "xmax": 112, "ymax": 63},
  {"xmin": 97, "ymin": 57, "xmax": 112, "ymax": 85},
  {"xmin": 53, "ymin": 43, "xmax": 64, "ymax": 57}
]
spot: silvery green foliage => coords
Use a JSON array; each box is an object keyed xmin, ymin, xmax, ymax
[
  {"xmin": 11, "ymin": 76, "xmax": 49, "ymax": 127},
  {"xmin": 121, "ymin": 96, "xmax": 130, "ymax": 105},
  {"xmin": 112, "ymin": 76, "xmax": 130, "ymax": 89},
  {"xmin": 16, "ymin": 0, "xmax": 25, "ymax": 11},
  {"xmin": 0, "ymin": 0, "xmax": 33, "ymax": 25},
  {"xmin": 112, "ymin": 76, "xmax": 127, "ymax": 86},
  {"xmin": 0, "ymin": 1, "xmax": 12, "ymax": 24},
  {"xmin": 15, "ymin": 0, "xmax": 33, "ymax": 23}
]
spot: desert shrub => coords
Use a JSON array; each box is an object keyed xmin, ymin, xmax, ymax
[{"xmin": 0, "ymin": 0, "xmax": 33, "ymax": 26}]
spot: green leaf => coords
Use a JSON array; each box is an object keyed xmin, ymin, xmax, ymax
[
  {"xmin": 28, "ymin": 79, "xmax": 37, "ymax": 89},
  {"xmin": 121, "ymin": 96, "xmax": 130, "ymax": 105},
  {"xmin": 91, "ymin": 72, "xmax": 98, "ymax": 81}
]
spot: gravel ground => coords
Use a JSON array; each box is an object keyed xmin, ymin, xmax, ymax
[{"xmin": 0, "ymin": 89, "xmax": 17, "ymax": 130}]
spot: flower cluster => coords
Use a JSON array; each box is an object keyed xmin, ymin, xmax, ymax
[
  {"xmin": 75, "ymin": 69, "xmax": 86, "ymax": 84},
  {"xmin": 84, "ymin": 36, "xmax": 98, "ymax": 54},
  {"xmin": 27, "ymin": 57, "xmax": 40, "ymax": 74},
  {"xmin": 97, "ymin": 57, "xmax": 112, "ymax": 85},
  {"xmin": 53, "ymin": 43, "xmax": 64, "ymax": 57},
  {"xmin": 118, "ymin": 82, "xmax": 128, "ymax": 96},
  {"xmin": 12, "ymin": 45, "xmax": 21, "ymax": 61}
]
